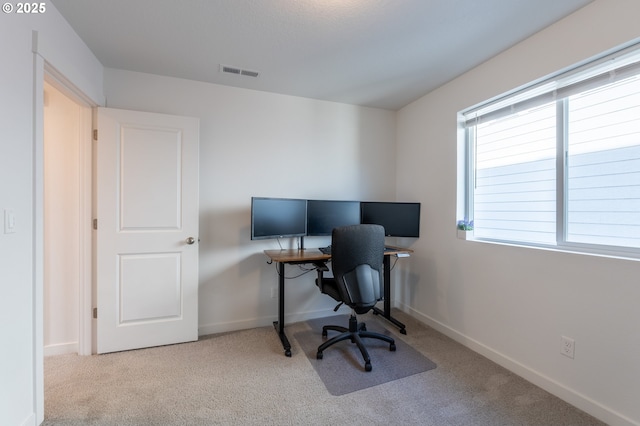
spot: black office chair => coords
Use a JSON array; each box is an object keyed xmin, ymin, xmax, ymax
[{"xmin": 316, "ymin": 224, "xmax": 396, "ymax": 372}]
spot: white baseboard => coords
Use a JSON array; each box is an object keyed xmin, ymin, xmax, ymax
[
  {"xmin": 198, "ymin": 308, "xmax": 338, "ymax": 337},
  {"xmin": 20, "ymin": 412, "xmax": 36, "ymax": 426},
  {"xmin": 399, "ymin": 303, "xmax": 638, "ymax": 426},
  {"xmin": 44, "ymin": 341, "xmax": 78, "ymax": 357},
  {"xmin": 198, "ymin": 317, "xmax": 268, "ymax": 336}
]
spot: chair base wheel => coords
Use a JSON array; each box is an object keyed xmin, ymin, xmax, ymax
[
  {"xmin": 390, "ymin": 343, "xmax": 396, "ymax": 351},
  {"xmin": 365, "ymin": 362, "xmax": 372, "ymax": 372},
  {"xmin": 316, "ymin": 351, "xmax": 323, "ymax": 360}
]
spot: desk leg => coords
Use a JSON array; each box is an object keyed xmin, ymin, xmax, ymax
[
  {"xmin": 273, "ymin": 262, "xmax": 292, "ymax": 357},
  {"xmin": 372, "ymin": 254, "xmax": 407, "ymax": 334}
]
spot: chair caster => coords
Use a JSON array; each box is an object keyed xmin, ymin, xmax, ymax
[
  {"xmin": 390, "ymin": 343, "xmax": 396, "ymax": 351},
  {"xmin": 316, "ymin": 351, "xmax": 323, "ymax": 360},
  {"xmin": 322, "ymin": 330, "xmax": 327, "ymax": 338},
  {"xmin": 365, "ymin": 362, "xmax": 372, "ymax": 372}
]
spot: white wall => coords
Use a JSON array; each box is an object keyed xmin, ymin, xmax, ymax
[
  {"xmin": 396, "ymin": 1, "xmax": 640, "ymax": 425},
  {"xmin": 0, "ymin": 5, "xmax": 103, "ymax": 425},
  {"xmin": 103, "ymin": 68, "xmax": 398, "ymax": 334},
  {"xmin": 0, "ymin": 18, "xmax": 39, "ymax": 426}
]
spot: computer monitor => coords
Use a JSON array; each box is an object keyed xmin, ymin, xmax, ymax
[
  {"xmin": 306, "ymin": 200, "xmax": 361, "ymax": 236},
  {"xmin": 360, "ymin": 202, "xmax": 421, "ymax": 237},
  {"xmin": 250, "ymin": 197, "xmax": 307, "ymax": 240}
]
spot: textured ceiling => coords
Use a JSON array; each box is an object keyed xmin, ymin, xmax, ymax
[{"xmin": 51, "ymin": 0, "xmax": 593, "ymax": 110}]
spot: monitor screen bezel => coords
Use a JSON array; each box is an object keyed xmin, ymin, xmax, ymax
[
  {"xmin": 360, "ymin": 201, "xmax": 421, "ymax": 238},
  {"xmin": 250, "ymin": 197, "xmax": 308, "ymax": 240},
  {"xmin": 306, "ymin": 199, "xmax": 361, "ymax": 236}
]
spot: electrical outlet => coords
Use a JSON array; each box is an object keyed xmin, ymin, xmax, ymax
[
  {"xmin": 561, "ymin": 335, "xmax": 575, "ymax": 359},
  {"xmin": 270, "ymin": 287, "xmax": 277, "ymax": 299}
]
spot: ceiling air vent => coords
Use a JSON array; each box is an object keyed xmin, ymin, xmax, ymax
[
  {"xmin": 241, "ymin": 69, "xmax": 260, "ymax": 78},
  {"xmin": 220, "ymin": 64, "xmax": 259, "ymax": 78}
]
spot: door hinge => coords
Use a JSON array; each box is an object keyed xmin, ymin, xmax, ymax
[
  {"xmin": 93, "ymin": 307, "xmax": 98, "ymax": 319},
  {"xmin": 93, "ymin": 129, "xmax": 98, "ymax": 140},
  {"xmin": 93, "ymin": 218, "xmax": 98, "ymax": 230}
]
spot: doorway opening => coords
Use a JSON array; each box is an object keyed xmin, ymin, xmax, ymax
[{"xmin": 43, "ymin": 76, "xmax": 93, "ymax": 357}]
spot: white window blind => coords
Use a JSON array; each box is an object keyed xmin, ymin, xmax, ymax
[
  {"xmin": 462, "ymin": 42, "xmax": 640, "ymax": 254},
  {"xmin": 566, "ymin": 76, "xmax": 640, "ymax": 248},
  {"xmin": 474, "ymin": 103, "xmax": 557, "ymax": 244}
]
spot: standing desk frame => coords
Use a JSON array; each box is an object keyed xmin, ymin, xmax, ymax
[{"xmin": 264, "ymin": 246, "xmax": 412, "ymax": 357}]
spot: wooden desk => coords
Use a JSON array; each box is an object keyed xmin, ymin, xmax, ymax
[{"xmin": 264, "ymin": 246, "xmax": 413, "ymax": 357}]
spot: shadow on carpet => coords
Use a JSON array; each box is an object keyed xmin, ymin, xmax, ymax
[{"xmin": 294, "ymin": 314, "xmax": 436, "ymax": 396}]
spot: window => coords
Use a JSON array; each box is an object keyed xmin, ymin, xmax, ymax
[{"xmin": 461, "ymin": 42, "xmax": 640, "ymax": 257}]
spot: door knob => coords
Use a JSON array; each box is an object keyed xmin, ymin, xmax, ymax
[{"xmin": 186, "ymin": 237, "xmax": 196, "ymax": 245}]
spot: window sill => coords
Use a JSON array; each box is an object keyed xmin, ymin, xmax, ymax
[{"xmin": 468, "ymin": 236, "xmax": 640, "ymax": 262}]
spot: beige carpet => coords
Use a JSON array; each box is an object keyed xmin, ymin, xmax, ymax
[{"xmin": 44, "ymin": 310, "xmax": 605, "ymax": 425}]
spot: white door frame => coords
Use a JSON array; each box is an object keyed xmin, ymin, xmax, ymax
[{"xmin": 44, "ymin": 68, "xmax": 94, "ymax": 357}]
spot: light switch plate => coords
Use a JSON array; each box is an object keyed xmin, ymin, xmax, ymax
[{"xmin": 4, "ymin": 208, "xmax": 16, "ymax": 234}]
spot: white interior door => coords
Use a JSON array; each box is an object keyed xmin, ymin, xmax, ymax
[{"xmin": 96, "ymin": 107, "xmax": 199, "ymax": 354}]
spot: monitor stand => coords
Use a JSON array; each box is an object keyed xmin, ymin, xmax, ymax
[{"xmin": 299, "ymin": 236, "xmax": 305, "ymax": 250}]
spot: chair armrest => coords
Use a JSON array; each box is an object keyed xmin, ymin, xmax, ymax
[{"xmin": 313, "ymin": 261, "xmax": 329, "ymax": 272}]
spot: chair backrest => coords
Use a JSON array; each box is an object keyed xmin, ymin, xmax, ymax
[{"xmin": 331, "ymin": 224, "xmax": 385, "ymax": 313}]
